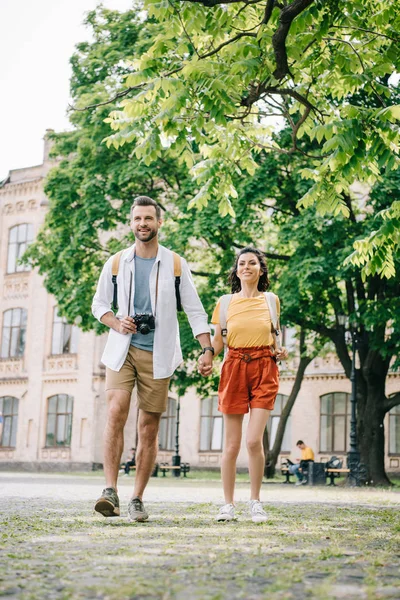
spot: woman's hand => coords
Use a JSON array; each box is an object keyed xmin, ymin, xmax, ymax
[
  {"xmin": 198, "ymin": 354, "xmax": 213, "ymax": 377},
  {"xmin": 275, "ymin": 346, "xmax": 289, "ymax": 361}
]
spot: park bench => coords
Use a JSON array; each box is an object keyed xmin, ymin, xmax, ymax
[
  {"xmin": 159, "ymin": 462, "xmax": 191, "ymax": 477},
  {"xmin": 326, "ymin": 467, "xmax": 350, "ymax": 486},
  {"xmin": 280, "ymin": 457, "xmax": 350, "ymax": 486},
  {"xmin": 120, "ymin": 463, "xmax": 159, "ymax": 477}
]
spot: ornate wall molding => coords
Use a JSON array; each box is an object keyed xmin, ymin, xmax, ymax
[
  {"xmin": 3, "ymin": 274, "xmax": 29, "ymax": 299},
  {"xmin": 44, "ymin": 355, "xmax": 78, "ymax": 374},
  {"xmin": 0, "ymin": 359, "xmax": 25, "ymax": 379},
  {"xmin": 2, "ymin": 198, "xmax": 39, "ymax": 215},
  {"xmin": 42, "ymin": 377, "xmax": 77, "ymax": 385},
  {"xmin": 40, "ymin": 448, "xmax": 71, "ymax": 460}
]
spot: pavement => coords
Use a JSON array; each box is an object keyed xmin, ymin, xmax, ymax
[{"xmin": 1, "ymin": 472, "xmax": 399, "ymax": 600}]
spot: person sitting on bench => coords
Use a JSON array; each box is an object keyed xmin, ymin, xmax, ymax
[
  {"xmin": 289, "ymin": 440, "xmax": 314, "ymax": 485},
  {"xmin": 122, "ymin": 448, "xmax": 136, "ymax": 475}
]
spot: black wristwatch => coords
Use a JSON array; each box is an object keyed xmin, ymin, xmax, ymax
[{"xmin": 201, "ymin": 346, "xmax": 215, "ymax": 355}]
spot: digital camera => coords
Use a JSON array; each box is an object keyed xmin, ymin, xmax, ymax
[{"xmin": 133, "ymin": 313, "xmax": 155, "ymax": 335}]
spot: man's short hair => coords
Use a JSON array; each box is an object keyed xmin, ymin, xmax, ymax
[
  {"xmin": 130, "ymin": 196, "xmax": 161, "ymax": 219},
  {"xmin": 296, "ymin": 440, "xmax": 304, "ymax": 446}
]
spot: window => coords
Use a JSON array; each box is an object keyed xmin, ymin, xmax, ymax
[
  {"xmin": 7, "ymin": 224, "xmax": 34, "ymax": 273},
  {"xmin": 388, "ymin": 402, "xmax": 400, "ymax": 455},
  {"xmin": 1, "ymin": 308, "xmax": 27, "ymax": 358},
  {"xmin": 200, "ymin": 397, "xmax": 223, "ymax": 451},
  {"xmin": 0, "ymin": 396, "xmax": 19, "ymax": 447},
  {"xmin": 320, "ymin": 392, "xmax": 350, "ymax": 453},
  {"xmin": 159, "ymin": 398, "xmax": 177, "ymax": 451},
  {"xmin": 45, "ymin": 394, "xmax": 73, "ymax": 447},
  {"xmin": 51, "ymin": 308, "xmax": 79, "ymax": 355},
  {"xmin": 267, "ymin": 393, "xmax": 291, "ymax": 451}
]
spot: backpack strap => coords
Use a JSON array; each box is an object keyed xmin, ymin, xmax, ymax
[
  {"xmin": 264, "ymin": 291, "xmax": 281, "ymax": 350},
  {"xmin": 219, "ymin": 294, "xmax": 233, "ymax": 347},
  {"xmin": 173, "ymin": 252, "xmax": 183, "ymax": 312},
  {"xmin": 111, "ymin": 251, "xmax": 123, "ymax": 311},
  {"xmin": 111, "ymin": 249, "xmax": 183, "ymax": 313}
]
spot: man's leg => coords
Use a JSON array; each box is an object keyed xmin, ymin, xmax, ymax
[
  {"xmin": 133, "ymin": 409, "xmax": 161, "ymax": 499},
  {"xmin": 290, "ymin": 464, "xmax": 302, "ymax": 482},
  {"xmin": 95, "ymin": 388, "xmax": 131, "ymax": 517},
  {"xmin": 103, "ymin": 389, "xmax": 131, "ymax": 489}
]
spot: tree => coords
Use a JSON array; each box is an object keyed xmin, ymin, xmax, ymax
[
  {"xmin": 98, "ymin": 0, "xmax": 400, "ymax": 278},
  {"xmin": 273, "ymin": 157, "xmax": 400, "ymax": 485},
  {"xmin": 25, "ymin": 5, "xmax": 399, "ymax": 483}
]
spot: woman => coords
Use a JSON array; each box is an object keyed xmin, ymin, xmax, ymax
[{"xmin": 199, "ymin": 247, "xmax": 288, "ymax": 522}]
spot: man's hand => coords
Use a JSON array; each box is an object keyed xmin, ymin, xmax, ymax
[
  {"xmin": 117, "ymin": 316, "xmax": 137, "ymax": 335},
  {"xmin": 198, "ymin": 350, "xmax": 213, "ymax": 377}
]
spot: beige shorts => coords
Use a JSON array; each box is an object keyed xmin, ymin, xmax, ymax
[{"xmin": 106, "ymin": 345, "xmax": 170, "ymax": 413}]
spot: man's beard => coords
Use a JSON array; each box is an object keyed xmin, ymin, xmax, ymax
[{"xmin": 134, "ymin": 228, "xmax": 157, "ymax": 242}]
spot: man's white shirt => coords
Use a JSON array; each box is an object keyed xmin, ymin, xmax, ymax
[{"xmin": 92, "ymin": 244, "xmax": 210, "ymax": 378}]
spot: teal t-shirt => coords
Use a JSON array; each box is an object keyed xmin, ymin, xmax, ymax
[{"xmin": 130, "ymin": 255, "xmax": 156, "ymax": 352}]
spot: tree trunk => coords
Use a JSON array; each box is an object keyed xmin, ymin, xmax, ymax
[
  {"xmin": 358, "ymin": 352, "xmax": 391, "ymax": 485},
  {"xmin": 264, "ymin": 329, "xmax": 314, "ymax": 478}
]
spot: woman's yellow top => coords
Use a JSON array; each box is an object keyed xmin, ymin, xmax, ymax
[{"xmin": 211, "ymin": 293, "xmax": 280, "ymax": 348}]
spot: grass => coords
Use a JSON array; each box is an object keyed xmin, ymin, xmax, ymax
[{"xmin": 1, "ymin": 476, "xmax": 399, "ymax": 599}]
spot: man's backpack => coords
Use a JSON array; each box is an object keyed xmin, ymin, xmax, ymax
[
  {"xmin": 111, "ymin": 250, "xmax": 183, "ymax": 312},
  {"xmin": 218, "ymin": 292, "xmax": 281, "ymax": 350}
]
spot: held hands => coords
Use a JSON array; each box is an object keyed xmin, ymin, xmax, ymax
[
  {"xmin": 117, "ymin": 316, "xmax": 137, "ymax": 335},
  {"xmin": 198, "ymin": 350, "xmax": 213, "ymax": 377}
]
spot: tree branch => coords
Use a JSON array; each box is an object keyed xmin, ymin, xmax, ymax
[
  {"xmin": 199, "ymin": 32, "xmax": 257, "ymax": 59},
  {"xmin": 384, "ymin": 392, "xmax": 400, "ymax": 413},
  {"xmin": 272, "ymin": 0, "xmax": 314, "ymax": 79},
  {"xmin": 263, "ymin": 0, "xmax": 275, "ymax": 25},
  {"xmin": 330, "ymin": 25, "xmax": 399, "ymax": 43}
]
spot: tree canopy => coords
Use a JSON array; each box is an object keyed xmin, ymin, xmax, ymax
[{"xmin": 96, "ymin": 0, "xmax": 400, "ymax": 278}]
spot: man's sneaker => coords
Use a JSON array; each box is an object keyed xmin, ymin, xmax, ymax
[
  {"xmin": 250, "ymin": 500, "xmax": 268, "ymax": 523},
  {"xmin": 127, "ymin": 496, "xmax": 149, "ymax": 522},
  {"xmin": 216, "ymin": 503, "xmax": 236, "ymax": 522},
  {"xmin": 295, "ymin": 480, "xmax": 303, "ymax": 486},
  {"xmin": 94, "ymin": 487, "xmax": 120, "ymax": 517}
]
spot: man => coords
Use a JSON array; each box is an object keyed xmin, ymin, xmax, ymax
[
  {"xmin": 92, "ymin": 196, "xmax": 213, "ymax": 521},
  {"xmin": 289, "ymin": 440, "xmax": 315, "ymax": 485},
  {"xmin": 122, "ymin": 447, "xmax": 136, "ymax": 476}
]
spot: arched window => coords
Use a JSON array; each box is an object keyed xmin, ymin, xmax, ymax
[
  {"xmin": 388, "ymin": 400, "xmax": 400, "ymax": 455},
  {"xmin": 320, "ymin": 392, "xmax": 350, "ymax": 453},
  {"xmin": 51, "ymin": 308, "xmax": 79, "ymax": 355},
  {"xmin": 266, "ymin": 393, "xmax": 291, "ymax": 452},
  {"xmin": 7, "ymin": 224, "xmax": 34, "ymax": 273},
  {"xmin": 200, "ymin": 397, "xmax": 223, "ymax": 451},
  {"xmin": 0, "ymin": 396, "xmax": 19, "ymax": 447},
  {"xmin": 159, "ymin": 398, "xmax": 177, "ymax": 451},
  {"xmin": 1, "ymin": 308, "xmax": 27, "ymax": 358},
  {"xmin": 45, "ymin": 394, "xmax": 73, "ymax": 447}
]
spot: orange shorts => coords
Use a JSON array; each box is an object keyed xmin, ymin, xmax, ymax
[{"xmin": 218, "ymin": 346, "xmax": 279, "ymax": 414}]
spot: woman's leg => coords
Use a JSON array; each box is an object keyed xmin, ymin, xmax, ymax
[
  {"xmin": 221, "ymin": 414, "xmax": 244, "ymax": 504},
  {"xmin": 246, "ymin": 408, "xmax": 270, "ymax": 500}
]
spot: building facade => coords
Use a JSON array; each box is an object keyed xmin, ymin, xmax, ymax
[{"xmin": 0, "ymin": 137, "xmax": 399, "ymax": 473}]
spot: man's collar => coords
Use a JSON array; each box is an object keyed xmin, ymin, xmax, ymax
[{"xmin": 125, "ymin": 243, "xmax": 162, "ymax": 263}]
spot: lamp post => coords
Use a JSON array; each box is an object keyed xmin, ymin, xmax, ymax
[
  {"xmin": 172, "ymin": 398, "xmax": 181, "ymax": 477},
  {"xmin": 338, "ymin": 315, "xmax": 362, "ymax": 486}
]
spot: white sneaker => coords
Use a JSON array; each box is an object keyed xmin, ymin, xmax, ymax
[
  {"xmin": 295, "ymin": 480, "xmax": 303, "ymax": 486},
  {"xmin": 216, "ymin": 503, "xmax": 236, "ymax": 521},
  {"xmin": 250, "ymin": 500, "xmax": 268, "ymax": 523}
]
